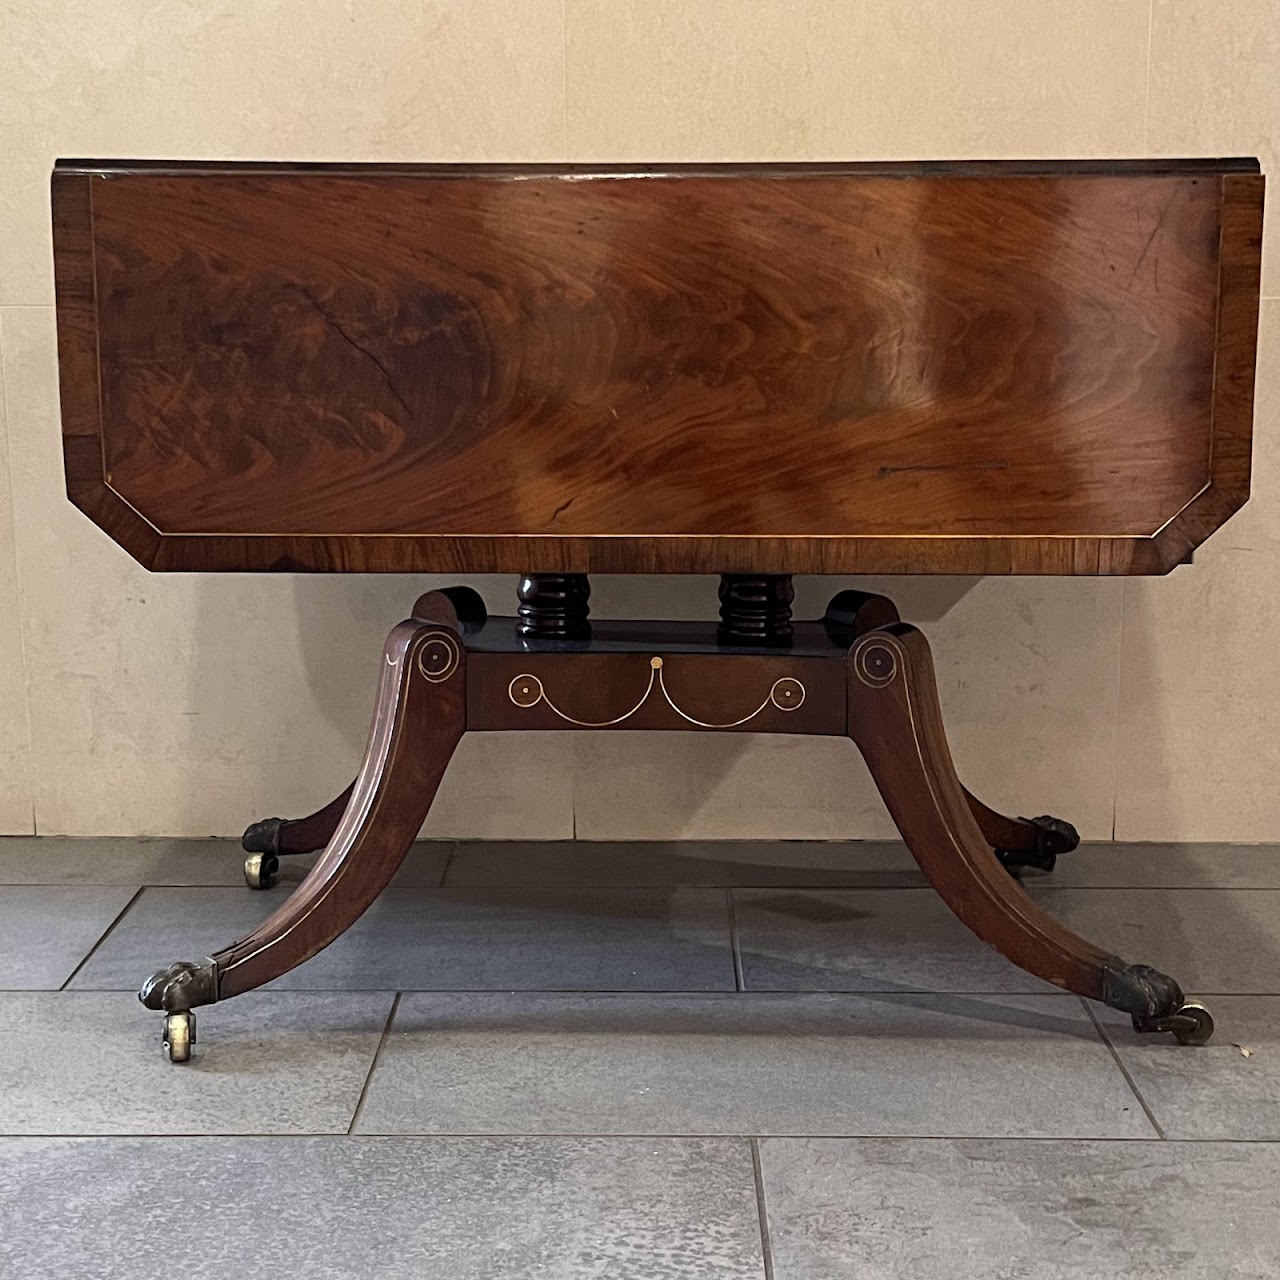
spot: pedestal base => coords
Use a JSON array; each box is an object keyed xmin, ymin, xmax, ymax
[{"xmin": 141, "ymin": 583, "xmax": 1212, "ymax": 1058}]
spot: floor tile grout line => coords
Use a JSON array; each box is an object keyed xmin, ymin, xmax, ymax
[
  {"xmin": 437, "ymin": 841, "xmax": 460, "ymax": 888},
  {"xmin": 1029, "ymin": 886, "xmax": 1280, "ymax": 894},
  {"xmin": 436, "ymin": 885, "xmax": 1278, "ymax": 893},
  {"xmin": 57, "ymin": 886, "xmax": 145, "ymax": 992},
  {"xmin": 1084, "ymin": 998, "xmax": 1166, "ymax": 1139},
  {"xmin": 25, "ymin": 986, "xmax": 1280, "ymax": 998},
  {"xmin": 749, "ymin": 1137, "xmax": 777, "ymax": 1280},
  {"xmin": 347, "ymin": 992, "xmax": 401, "ymax": 1136},
  {"xmin": 726, "ymin": 888, "xmax": 746, "ymax": 992},
  {"xmin": 13, "ymin": 879, "xmax": 1280, "ymax": 892},
  {"xmin": 9, "ymin": 1132, "xmax": 1279, "ymax": 1143}
]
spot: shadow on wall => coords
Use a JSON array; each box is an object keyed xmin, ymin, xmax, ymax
[
  {"xmin": 178, "ymin": 563, "xmax": 1254, "ymax": 1051},
  {"xmin": 1116, "ymin": 575, "xmax": 1173, "ymax": 843},
  {"xmin": 593, "ymin": 574, "xmax": 982, "ymax": 626},
  {"xmin": 184, "ymin": 569, "xmax": 1133, "ymax": 845},
  {"xmin": 183, "ymin": 572, "xmax": 490, "ymax": 837},
  {"xmin": 519, "ymin": 573, "xmax": 986, "ymax": 842},
  {"xmin": 181, "ymin": 570, "xmax": 997, "ymax": 840}
]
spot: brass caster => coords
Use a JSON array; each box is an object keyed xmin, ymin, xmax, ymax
[
  {"xmin": 1133, "ymin": 999, "xmax": 1215, "ymax": 1046},
  {"xmin": 139, "ymin": 958, "xmax": 218, "ymax": 1012},
  {"xmin": 163, "ymin": 1010, "xmax": 196, "ymax": 1063},
  {"xmin": 244, "ymin": 852, "xmax": 279, "ymax": 890}
]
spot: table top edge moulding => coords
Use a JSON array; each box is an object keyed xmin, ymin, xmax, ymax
[
  {"xmin": 52, "ymin": 157, "xmax": 1263, "ymax": 575},
  {"xmin": 53, "ymin": 156, "xmax": 1263, "ymax": 178}
]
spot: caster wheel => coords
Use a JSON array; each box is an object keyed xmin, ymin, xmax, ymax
[
  {"xmin": 1132, "ymin": 999, "xmax": 1215, "ymax": 1046},
  {"xmin": 996, "ymin": 814, "xmax": 1080, "ymax": 875},
  {"xmin": 1167, "ymin": 1000, "xmax": 1215, "ymax": 1046},
  {"xmin": 163, "ymin": 1011, "xmax": 196, "ymax": 1063},
  {"xmin": 244, "ymin": 852, "xmax": 279, "ymax": 890}
]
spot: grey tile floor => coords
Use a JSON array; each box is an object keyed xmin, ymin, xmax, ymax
[{"xmin": 1, "ymin": 836, "xmax": 1278, "ymax": 1277}]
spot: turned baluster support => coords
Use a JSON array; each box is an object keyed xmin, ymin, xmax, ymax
[
  {"xmin": 517, "ymin": 573, "xmax": 592, "ymax": 640},
  {"xmin": 717, "ymin": 574, "xmax": 795, "ymax": 646}
]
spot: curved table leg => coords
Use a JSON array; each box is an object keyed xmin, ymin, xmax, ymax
[
  {"xmin": 140, "ymin": 614, "xmax": 466, "ymax": 1059},
  {"xmin": 964, "ymin": 797, "xmax": 1080, "ymax": 874},
  {"xmin": 828, "ymin": 589, "xmax": 1079, "ymax": 873},
  {"xmin": 847, "ymin": 622, "xmax": 1212, "ymax": 1045},
  {"xmin": 240, "ymin": 784, "xmax": 355, "ymax": 887},
  {"xmin": 236, "ymin": 588, "xmax": 485, "ymax": 888}
]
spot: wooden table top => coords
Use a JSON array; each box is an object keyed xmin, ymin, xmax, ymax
[{"xmin": 52, "ymin": 158, "xmax": 1263, "ymax": 576}]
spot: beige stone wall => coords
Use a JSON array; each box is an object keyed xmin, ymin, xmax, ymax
[{"xmin": 0, "ymin": 1, "xmax": 1275, "ymax": 840}]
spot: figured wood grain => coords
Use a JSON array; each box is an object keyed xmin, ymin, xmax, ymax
[
  {"xmin": 90, "ymin": 173, "xmax": 1221, "ymax": 538},
  {"xmin": 52, "ymin": 159, "xmax": 1263, "ymax": 575}
]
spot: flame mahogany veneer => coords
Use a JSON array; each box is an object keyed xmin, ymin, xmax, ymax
[{"xmin": 54, "ymin": 158, "xmax": 1262, "ymax": 575}]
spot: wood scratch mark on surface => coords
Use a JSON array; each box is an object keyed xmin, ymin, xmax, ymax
[
  {"xmin": 1126, "ymin": 222, "xmax": 1162, "ymax": 289},
  {"xmin": 550, "ymin": 497, "xmax": 575, "ymax": 523},
  {"xmin": 1125, "ymin": 189, "xmax": 1178, "ymax": 292},
  {"xmin": 300, "ymin": 288, "xmax": 414, "ymax": 418},
  {"xmin": 876, "ymin": 461, "xmax": 1009, "ymax": 478}
]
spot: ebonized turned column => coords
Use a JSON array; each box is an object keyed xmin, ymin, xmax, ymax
[
  {"xmin": 517, "ymin": 573, "xmax": 592, "ymax": 639},
  {"xmin": 717, "ymin": 574, "xmax": 795, "ymax": 645}
]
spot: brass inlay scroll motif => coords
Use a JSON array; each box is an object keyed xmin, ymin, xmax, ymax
[{"xmin": 508, "ymin": 657, "xmax": 805, "ymax": 729}]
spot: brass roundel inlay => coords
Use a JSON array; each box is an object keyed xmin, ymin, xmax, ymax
[
  {"xmin": 769, "ymin": 677, "xmax": 806, "ymax": 711},
  {"xmin": 417, "ymin": 633, "xmax": 460, "ymax": 683},
  {"xmin": 509, "ymin": 673, "xmax": 544, "ymax": 708},
  {"xmin": 855, "ymin": 639, "xmax": 898, "ymax": 688}
]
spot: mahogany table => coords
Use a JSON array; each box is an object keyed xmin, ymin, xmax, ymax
[{"xmin": 52, "ymin": 158, "xmax": 1263, "ymax": 1061}]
